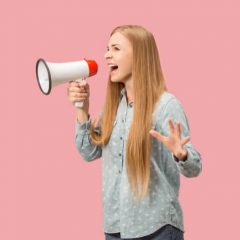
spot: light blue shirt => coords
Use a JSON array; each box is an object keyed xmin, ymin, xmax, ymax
[{"xmin": 75, "ymin": 89, "xmax": 202, "ymax": 238}]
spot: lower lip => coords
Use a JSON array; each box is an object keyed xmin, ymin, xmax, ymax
[{"xmin": 110, "ymin": 68, "xmax": 118, "ymax": 74}]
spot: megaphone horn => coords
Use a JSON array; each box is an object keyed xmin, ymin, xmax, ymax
[{"xmin": 36, "ymin": 58, "xmax": 98, "ymax": 108}]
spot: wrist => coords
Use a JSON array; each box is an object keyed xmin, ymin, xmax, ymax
[
  {"xmin": 174, "ymin": 149, "xmax": 188, "ymax": 161},
  {"xmin": 77, "ymin": 110, "xmax": 89, "ymax": 124}
]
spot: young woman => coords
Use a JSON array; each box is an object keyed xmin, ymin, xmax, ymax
[{"xmin": 67, "ymin": 25, "xmax": 202, "ymax": 240}]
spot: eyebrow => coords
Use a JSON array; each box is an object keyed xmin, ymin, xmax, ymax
[{"xmin": 106, "ymin": 44, "xmax": 120, "ymax": 49}]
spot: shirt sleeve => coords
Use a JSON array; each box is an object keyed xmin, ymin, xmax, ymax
[
  {"xmin": 75, "ymin": 115, "xmax": 102, "ymax": 162},
  {"xmin": 159, "ymin": 97, "xmax": 202, "ymax": 178}
]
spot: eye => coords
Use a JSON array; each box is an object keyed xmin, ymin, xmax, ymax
[{"xmin": 114, "ymin": 47, "xmax": 120, "ymax": 50}]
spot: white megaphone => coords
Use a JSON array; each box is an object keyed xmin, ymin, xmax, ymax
[{"xmin": 36, "ymin": 58, "xmax": 98, "ymax": 108}]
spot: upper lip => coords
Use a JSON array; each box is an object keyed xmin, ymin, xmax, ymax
[{"xmin": 107, "ymin": 62, "xmax": 118, "ymax": 66}]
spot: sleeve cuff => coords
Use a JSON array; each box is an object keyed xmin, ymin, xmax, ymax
[{"xmin": 172, "ymin": 149, "xmax": 191, "ymax": 167}]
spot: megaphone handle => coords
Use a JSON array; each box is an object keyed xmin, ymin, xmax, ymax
[
  {"xmin": 75, "ymin": 101, "xmax": 84, "ymax": 108},
  {"xmin": 74, "ymin": 78, "xmax": 85, "ymax": 108}
]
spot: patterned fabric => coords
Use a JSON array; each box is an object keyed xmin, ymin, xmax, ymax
[{"xmin": 75, "ymin": 89, "xmax": 202, "ymax": 239}]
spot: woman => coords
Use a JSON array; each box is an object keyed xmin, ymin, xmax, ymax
[{"xmin": 67, "ymin": 25, "xmax": 202, "ymax": 240}]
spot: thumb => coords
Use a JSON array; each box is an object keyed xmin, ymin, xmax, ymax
[
  {"xmin": 181, "ymin": 136, "xmax": 190, "ymax": 145},
  {"xmin": 149, "ymin": 129, "xmax": 165, "ymax": 142},
  {"xmin": 79, "ymin": 79, "xmax": 87, "ymax": 87}
]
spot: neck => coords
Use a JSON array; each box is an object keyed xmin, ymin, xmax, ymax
[{"xmin": 124, "ymin": 80, "xmax": 134, "ymax": 104}]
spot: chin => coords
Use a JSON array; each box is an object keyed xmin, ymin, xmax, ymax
[
  {"xmin": 110, "ymin": 73, "xmax": 131, "ymax": 84},
  {"xmin": 110, "ymin": 77, "xmax": 124, "ymax": 83}
]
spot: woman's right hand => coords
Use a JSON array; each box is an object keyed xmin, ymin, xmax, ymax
[{"xmin": 67, "ymin": 79, "xmax": 90, "ymax": 113}]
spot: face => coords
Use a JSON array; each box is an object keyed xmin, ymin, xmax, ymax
[{"xmin": 104, "ymin": 32, "xmax": 133, "ymax": 83}]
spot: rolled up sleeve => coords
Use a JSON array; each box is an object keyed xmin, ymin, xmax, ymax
[{"xmin": 75, "ymin": 116, "xmax": 102, "ymax": 162}]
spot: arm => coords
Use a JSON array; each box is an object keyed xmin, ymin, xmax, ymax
[
  {"xmin": 154, "ymin": 97, "xmax": 202, "ymax": 177},
  {"xmin": 75, "ymin": 114, "xmax": 102, "ymax": 162},
  {"xmin": 68, "ymin": 79, "xmax": 102, "ymax": 162}
]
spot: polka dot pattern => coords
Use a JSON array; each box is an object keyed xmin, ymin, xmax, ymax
[{"xmin": 75, "ymin": 89, "xmax": 202, "ymax": 238}]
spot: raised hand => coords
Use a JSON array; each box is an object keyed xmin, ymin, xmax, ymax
[{"xmin": 149, "ymin": 118, "xmax": 190, "ymax": 161}]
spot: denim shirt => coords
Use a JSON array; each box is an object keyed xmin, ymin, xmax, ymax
[{"xmin": 75, "ymin": 89, "xmax": 202, "ymax": 239}]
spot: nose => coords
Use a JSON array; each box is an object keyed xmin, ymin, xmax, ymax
[{"xmin": 104, "ymin": 50, "xmax": 112, "ymax": 59}]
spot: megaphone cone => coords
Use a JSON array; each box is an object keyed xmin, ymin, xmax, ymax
[{"xmin": 36, "ymin": 58, "xmax": 98, "ymax": 107}]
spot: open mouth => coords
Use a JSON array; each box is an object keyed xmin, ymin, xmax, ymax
[{"xmin": 108, "ymin": 64, "xmax": 118, "ymax": 73}]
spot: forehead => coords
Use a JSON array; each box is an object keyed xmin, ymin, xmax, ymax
[{"xmin": 107, "ymin": 32, "xmax": 132, "ymax": 48}]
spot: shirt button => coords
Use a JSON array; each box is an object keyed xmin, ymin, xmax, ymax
[
  {"xmin": 122, "ymin": 119, "xmax": 124, "ymax": 123},
  {"xmin": 119, "ymin": 170, "xmax": 121, "ymax": 173},
  {"xmin": 119, "ymin": 153, "xmax": 122, "ymax": 157},
  {"xmin": 120, "ymin": 137, "xmax": 123, "ymax": 140}
]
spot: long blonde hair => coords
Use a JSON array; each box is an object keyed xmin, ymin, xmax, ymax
[{"xmin": 90, "ymin": 25, "xmax": 167, "ymax": 200}]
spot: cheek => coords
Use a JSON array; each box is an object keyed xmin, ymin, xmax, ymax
[
  {"xmin": 125, "ymin": 59, "xmax": 133, "ymax": 73},
  {"xmin": 127, "ymin": 63, "xmax": 132, "ymax": 74},
  {"xmin": 120, "ymin": 55, "xmax": 132, "ymax": 71},
  {"xmin": 120, "ymin": 63, "xmax": 132, "ymax": 75}
]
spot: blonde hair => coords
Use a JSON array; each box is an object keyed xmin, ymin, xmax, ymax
[{"xmin": 90, "ymin": 25, "xmax": 167, "ymax": 201}]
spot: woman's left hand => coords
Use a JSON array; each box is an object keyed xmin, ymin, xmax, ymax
[{"xmin": 149, "ymin": 118, "xmax": 190, "ymax": 161}]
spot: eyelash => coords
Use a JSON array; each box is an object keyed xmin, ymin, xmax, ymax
[{"xmin": 107, "ymin": 47, "xmax": 120, "ymax": 51}]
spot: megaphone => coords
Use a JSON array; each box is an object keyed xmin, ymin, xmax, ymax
[{"xmin": 36, "ymin": 58, "xmax": 98, "ymax": 108}]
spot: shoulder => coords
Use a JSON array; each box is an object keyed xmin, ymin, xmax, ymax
[
  {"xmin": 154, "ymin": 91, "xmax": 184, "ymax": 115},
  {"xmin": 152, "ymin": 91, "xmax": 188, "ymax": 128}
]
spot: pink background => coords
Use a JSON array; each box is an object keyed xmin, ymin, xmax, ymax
[{"xmin": 1, "ymin": 0, "xmax": 239, "ymax": 239}]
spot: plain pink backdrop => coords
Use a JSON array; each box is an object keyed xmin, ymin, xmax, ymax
[{"xmin": 1, "ymin": 0, "xmax": 239, "ymax": 239}]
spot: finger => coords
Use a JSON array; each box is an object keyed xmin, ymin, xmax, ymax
[
  {"xmin": 69, "ymin": 92, "xmax": 88, "ymax": 98},
  {"xmin": 181, "ymin": 136, "xmax": 190, "ymax": 145},
  {"xmin": 168, "ymin": 118, "xmax": 175, "ymax": 135},
  {"xmin": 176, "ymin": 122, "xmax": 182, "ymax": 138},
  {"xmin": 72, "ymin": 97, "xmax": 86, "ymax": 103},
  {"xmin": 78, "ymin": 93, "xmax": 88, "ymax": 97},
  {"xmin": 69, "ymin": 95, "xmax": 88, "ymax": 101},
  {"xmin": 79, "ymin": 79, "xmax": 87, "ymax": 87},
  {"xmin": 69, "ymin": 86, "xmax": 81, "ymax": 93},
  {"xmin": 79, "ymin": 87, "xmax": 89, "ymax": 93},
  {"xmin": 75, "ymin": 94, "xmax": 88, "ymax": 99},
  {"xmin": 85, "ymin": 83, "xmax": 90, "ymax": 90},
  {"xmin": 68, "ymin": 81, "xmax": 78, "ymax": 87},
  {"xmin": 149, "ymin": 129, "xmax": 166, "ymax": 142},
  {"xmin": 81, "ymin": 84, "xmax": 90, "ymax": 93},
  {"xmin": 77, "ymin": 83, "xmax": 89, "ymax": 93}
]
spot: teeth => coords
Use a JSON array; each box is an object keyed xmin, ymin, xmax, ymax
[{"xmin": 108, "ymin": 64, "xmax": 118, "ymax": 68}]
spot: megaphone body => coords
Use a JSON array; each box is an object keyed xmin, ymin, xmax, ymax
[{"xmin": 36, "ymin": 58, "xmax": 98, "ymax": 108}]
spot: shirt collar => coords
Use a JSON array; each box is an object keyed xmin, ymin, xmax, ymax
[
  {"xmin": 120, "ymin": 87, "xmax": 133, "ymax": 107},
  {"xmin": 120, "ymin": 87, "xmax": 126, "ymax": 97}
]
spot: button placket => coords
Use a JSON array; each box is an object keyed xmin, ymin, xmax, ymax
[{"xmin": 118, "ymin": 106, "xmax": 128, "ymax": 174}]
